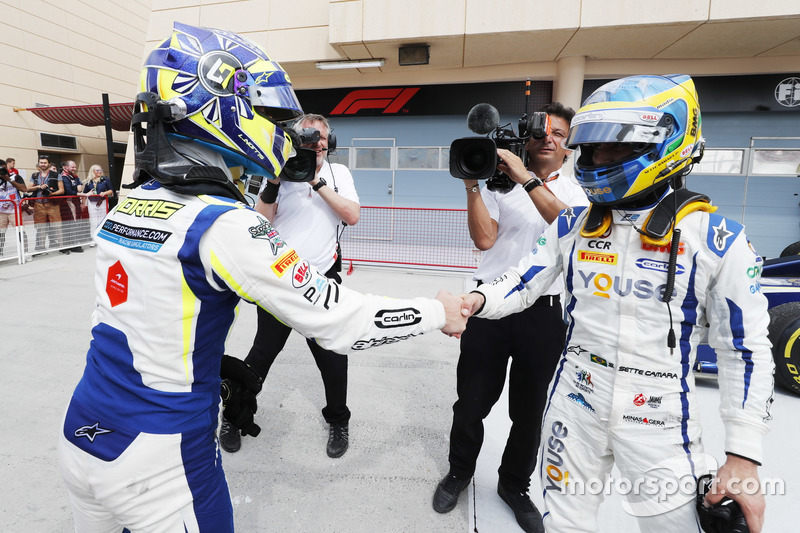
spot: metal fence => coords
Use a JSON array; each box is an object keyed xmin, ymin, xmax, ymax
[
  {"xmin": 340, "ymin": 206, "xmax": 479, "ymax": 271},
  {"xmin": 2, "ymin": 201, "xmax": 478, "ymax": 271},
  {"xmin": 0, "ymin": 196, "xmax": 108, "ymax": 264}
]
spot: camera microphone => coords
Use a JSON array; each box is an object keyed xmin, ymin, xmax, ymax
[{"xmin": 467, "ymin": 103, "xmax": 500, "ymax": 135}]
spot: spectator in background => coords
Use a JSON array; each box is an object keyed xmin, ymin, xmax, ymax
[
  {"xmin": 219, "ymin": 113, "xmax": 360, "ymax": 458},
  {"xmin": 80, "ymin": 164, "xmax": 114, "ymax": 234},
  {"xmin": 60, "ymin": 160, "xmax": 84, "ymax": 253},
  {"xmin": 5, "ymin": 157, "xmax": 31, "ymax": 253},
  {"xmin": 27, "ymin": 156, "xmax": 65, "ymax": 253},
  {"xmin": 0, "ymin": 159, "xmax": 27, "ymax": 257},
  {"xmin": 433, "ymin": 103, "xmax": 588, "ymax": 533}
]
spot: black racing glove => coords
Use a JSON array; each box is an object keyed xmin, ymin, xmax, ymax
[
  {"xmin": 696, "ymin": 474, "xmax": 750, "ymax": 533},
  {"xmin": 220, "ymin": 355, "xmax": 263, "ymax": 438}
]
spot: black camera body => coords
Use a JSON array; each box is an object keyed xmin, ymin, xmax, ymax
[{"xmin": 450, "ymin": 107, "xmax": 550, "ymax": 193}]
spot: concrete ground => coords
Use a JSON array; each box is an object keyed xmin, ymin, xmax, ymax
[{"xmin": 1, "ymin": 249, "xmax": 798, "ymax": 532}]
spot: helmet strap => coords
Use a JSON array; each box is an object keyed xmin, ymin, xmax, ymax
[
  {"xmin": 640, "ymin": 188, "xmax": 716, "ymax": 247},
  {"xmin": 131, "ymin": 92, "xmax": 246, "ymax": 203}
]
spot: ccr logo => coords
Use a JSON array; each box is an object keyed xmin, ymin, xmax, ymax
[
  {"xmin": 578, "ymin": 271, "xmax": 669, "ymax": 301},
  {"xmin": 747, "ymin": 266, "xmax": 762, "ymax": 278}
]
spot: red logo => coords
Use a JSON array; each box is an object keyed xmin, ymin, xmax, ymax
[
  {"xmin": 106, "ymin": 261, "xmax": 128, "ymax": 307},
  {"xmin": 633, "ymin": 393, "xmax": 646, "ymax": 406},
  {"xmin": 330, "ymin": 88, "xmax": 420, "ymax": 115}
]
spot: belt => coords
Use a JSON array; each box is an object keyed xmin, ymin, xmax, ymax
[{"xmin": 533, "ymin": 294, "xmax": 560, "ymax": 307}]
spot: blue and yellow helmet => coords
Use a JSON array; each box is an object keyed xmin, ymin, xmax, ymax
[
  {"xmin": 566, "ymin": 74, "xmax": 703, "ymax": 206},
  {"xmin": 139, "ymin": 22, "xmax": 303, "ymax": 179}
]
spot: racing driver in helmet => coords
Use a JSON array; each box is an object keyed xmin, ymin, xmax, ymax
[
  {"xmin": 57, "ymin": 22, "xmax": 467, "ymax": 532},
  {"xmin": 460, "ymin": 74, "xmax": 774, "ymax": 532}
]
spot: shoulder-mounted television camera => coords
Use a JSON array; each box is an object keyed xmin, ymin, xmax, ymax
[{"xmin": 450, "ymin": 103, "xmax": 550, "ymax": 193}]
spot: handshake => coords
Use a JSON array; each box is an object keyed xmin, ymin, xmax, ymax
[{"xmin": 435, "ymin": 289, "xmax": 486, "ymax": 338}]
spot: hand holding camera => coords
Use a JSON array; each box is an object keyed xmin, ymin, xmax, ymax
[{"xmin": 450, "ymin": 103, "xmax": 551, "ymax": 193}]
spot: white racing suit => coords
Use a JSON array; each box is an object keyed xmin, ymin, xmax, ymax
[
  {"xmin": 58, "ymin": 180, "xmax": 446, "ymax": 532},
  {"xmin": 474, "ymin": 203, "xmax": 774, "ymax": 532}
]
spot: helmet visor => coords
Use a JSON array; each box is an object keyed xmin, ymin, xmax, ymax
[
  {"xmin": 566, "ymin": 109, "xmax": 669, "ymax": 149},
  {"xmin": 249, "ymin": 84, "xmax": 303, "ymax": 122}
]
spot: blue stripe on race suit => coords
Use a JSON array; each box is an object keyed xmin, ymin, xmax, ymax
[
  {"xmin": 726, "ymin": 298, "xmax": 754, "ymax": 408},
  {"xmin": 540, "ymin": 242, "xmax": 578, "ymax": 503},
  {"xmin": 678, "ymin": 255, "xmax": 701, "ymax": 478},
  {"xmin": 180, "ymin": 424, "xmax": 234, "ymax": 531},
  {"xmin": 178, "ymin": 202, "xmax": 242, "ymax": 394},
  {"xmin": 504, "ymin": 265, "xmax": 546, "ymax": 299}
]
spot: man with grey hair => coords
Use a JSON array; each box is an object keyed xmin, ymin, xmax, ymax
[{"xmin": 220, "ymin": 113, "xmax": 361, "ymax": 458}]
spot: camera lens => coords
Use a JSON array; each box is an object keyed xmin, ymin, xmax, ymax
[{"xmin": 449, "ymin": 137, "xmax": 497, "ymax": 180}]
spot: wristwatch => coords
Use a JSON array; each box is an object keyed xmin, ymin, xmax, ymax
[
  {"xmin": 466, "ymin": 185, "xmax": 479, "ymax": 193},
  {"xmin": 312, "ymin": 178, "xmax": 327, "ymax": 192},
  {"xmin": 523, "ymin": 176, "xmax": 544, "ymax": 192}
]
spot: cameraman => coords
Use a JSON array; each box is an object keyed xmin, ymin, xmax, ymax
[
  {"xmin": 433, "ymin": 102, "xmax": 587, "ymax": 533},
  {"xmin": 27, "ymin": 155, "xmax": 65, "ymax": 253},
  {"xmin": 220, "ymin": 113, "xmax": 360, "ymax": 458}
]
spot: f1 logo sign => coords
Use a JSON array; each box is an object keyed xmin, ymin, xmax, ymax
[{"xmin": 330, "ymin": 88, "xmax": 420, "ymax": 115}]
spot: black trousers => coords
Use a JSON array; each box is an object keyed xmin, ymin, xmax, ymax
[
  {"xmin": 244, "ymin": 268, "xmax": 350, "ymax": 425},
  {"xmin": 448, "ymin": 296, "xmax": 566, "ymax": 491}
]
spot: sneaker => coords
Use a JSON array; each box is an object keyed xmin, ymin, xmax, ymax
[
  {"xmin": 432, "ymin": 471, "xmax": 471, "ymax": 513},
  {"xmin": 326, "ymin": 421, "xmax": 349, "ymax": 458},
  {"xmin": 59, "ymin": 249, "xmax": 70, "ymax": 255},
  {"xmin": 497, "ymin": 481, "xmax": 545, "ymax": 533},
  {"xmin": 71, "ymin": 246, "xmax": 84, "ymax": 253},
  {"xmin": 219, "ymin": 419, "xmax": 241, "ymax": 453}
]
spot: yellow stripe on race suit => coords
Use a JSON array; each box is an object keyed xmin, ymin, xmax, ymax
[{"xmin": 180, "ymin": 274, "xmax": 197, "ymax": 384}]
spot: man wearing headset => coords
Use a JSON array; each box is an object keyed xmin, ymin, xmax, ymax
[
  {"xmin": 220, "ymin": 114, "xmax": 360, "ymax": 458},
  {"xmin": 460, "ymin": 75, "xmax": 773, "ymax": 533}
]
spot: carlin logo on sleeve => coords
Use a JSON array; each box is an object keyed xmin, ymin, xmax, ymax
[
  {"xmin": 292, "ymin": 260, "xmax": 312, "ymax": 288},
  {"xmin": 374, "ymin": 308, "xmax": 422, "ymax": 328},
  {"xmin": 271, "ymin": 250, "xmax": 299, "ymax": 277}
]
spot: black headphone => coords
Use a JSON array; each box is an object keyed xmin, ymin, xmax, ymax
[{"xmin": 327, "ymin": 128, "xmax": 337, "ymax": 155}]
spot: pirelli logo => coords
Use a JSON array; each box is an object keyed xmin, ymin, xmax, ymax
[
  {"xmin": 271, "ymin": 250, "xmax": 299, "ymax": 277},
  {"xmin": 577, "ymin": 250, "xmax": 618, "ymax": 265}
]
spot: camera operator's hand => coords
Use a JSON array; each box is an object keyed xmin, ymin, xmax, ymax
[{"xmin": 496, "ymin": 148, "xmax": 531, "ymax": 185}]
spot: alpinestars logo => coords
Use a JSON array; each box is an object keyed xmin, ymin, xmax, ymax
[
  {"xmin": 74, "ymin": 422, "xmax": 113, "ymax": 442},
  {"xmin": 330, "ymin": 88, "xmax": 420, "ymax": 115}
]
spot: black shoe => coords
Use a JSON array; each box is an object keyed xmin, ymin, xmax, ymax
[
  {"xmin": 59, "ymin": 249, "xmax": 70, "ymax": 255},
  {"xmin": 497, "ymin": 481, "xmax": 544, "ymax": 533},
  {"xmin": 326, "ymin": 421, "xmax": 349, "ymax": 458},
  {"xmin": 71, "ymin": 246, "xmax": 84, "ymax": 253},
  {"xmin": 219, "ymin": 419, "xmax": 241, "ymax": 453},
  {"xmin": 432, "ymin": 471, "xmax": 471, "ymax": 513}
]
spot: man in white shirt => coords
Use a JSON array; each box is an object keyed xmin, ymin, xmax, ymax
[
  {"xmin": 433, "ymin": 103, "xmax": 588, "ymax": 533},
  {"xmin": 220, "ymin": 114, "xmax": 360, "ymax": 458}
]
